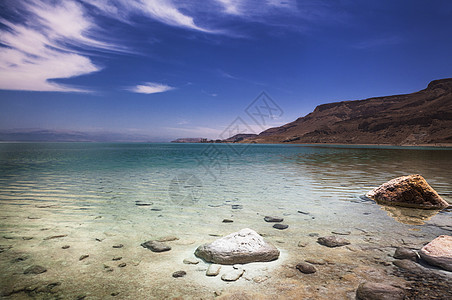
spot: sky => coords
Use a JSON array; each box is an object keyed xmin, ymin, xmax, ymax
[{"xmin": 0, "ymin": 0, "xmax": 451, "ymax": 141}]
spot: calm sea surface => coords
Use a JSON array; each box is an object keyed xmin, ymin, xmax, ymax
[{"xmin": 0, "ymin": 143, "xmax": 451, "ymax": 299}]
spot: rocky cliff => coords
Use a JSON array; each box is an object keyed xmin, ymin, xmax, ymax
[{"xmin": 244, "ymin": 79, "xmax": 452, "ymax": 145}]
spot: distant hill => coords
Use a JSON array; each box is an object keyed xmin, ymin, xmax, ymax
[
  {"xmin": 171, "ymin": 138, "xmax": 206, "ymax": 143},
  {"xmin": 243, "ymin": 79, "xmax": 452, "ymax": 145}
]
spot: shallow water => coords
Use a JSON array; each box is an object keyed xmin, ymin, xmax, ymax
[{"xmin": 0, "ymin": 143, "xmax": 451, "ymax": 299}]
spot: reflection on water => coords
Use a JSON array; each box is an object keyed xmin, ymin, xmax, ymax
[{"xmin": 379, "ymin": 205, "xmax": 441, "ymax": 225}]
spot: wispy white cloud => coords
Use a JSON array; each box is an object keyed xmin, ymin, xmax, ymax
[{"xmin": 128, "ymin": 82, "xmax": 175, "ymax": 94}]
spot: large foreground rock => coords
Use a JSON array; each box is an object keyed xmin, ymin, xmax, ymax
[
  {"xmin": 356, "ymin": 282, "xmax": 405, "ymax": 300},
  {"xmin": 366, "ymin": 174, "xmax": 449, "ymax": 209},
  {"xmin": 419, "ymin": 235, "xmax": 452, "ymax": 271},
  {"xmin": 194, "ymin": 228, "xmax": 279, "ymax": 264}
]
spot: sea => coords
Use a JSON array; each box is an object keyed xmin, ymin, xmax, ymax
[{"xmin": 0, "ymin": 143, "xmax": 451, "ymax": 299}]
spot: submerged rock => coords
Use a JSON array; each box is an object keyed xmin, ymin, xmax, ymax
[
  {"xmin": 394, "ymin": 247, "xmax": 418, "ymax": 261},
  {"xmin": 366, "ymin": 174, "xmax": 449, "ymax": 209},
  {"xmin": 24, "ymin": 265, "xmax": 47, "ymax": 275},
  {"xmin": 194, "ymin": 228, "xmax": 280, "ymax": 264},
  {"xmin": 317, "ymin": 236, "xmax": 350, "ymax": 248},
  {"xmin": 141, "ymin": 240, "xmax": 171, "ymax": 252},
  {"xmin": 419, "ymin": 235, "xmax": 452, "ymax": 271},
  {"xmin": 356, "ymin": 282, "xmax": 405, "ymax": 300},
  {"xmin": 221, "ymin": 268, "xmax": 244, "ymax": 281},
  {"xmin": 206, "ymin": 264, "xmax": 221, "ymax": 276},
  {"xmin": 296, "ymin": 262, "xmax": 316, "ymax": 274},
  {"xmin": 172, "ymin": 270, "xmax": 186, "ymax": 278},
  {"xmin": 272, "ymin": 224, "xmax": 288, "ymax": 230},
  {"xmin": 264, "ymin": 216, "xmax": 284, "ymax": 222}
]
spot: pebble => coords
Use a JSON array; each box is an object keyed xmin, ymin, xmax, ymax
[
  {"xmin": 183, "ymin": 258, "xmax": 199, "ymax": 265},
  {"xmin": 206, "ymin": 264, "xmax": 221, "ymax": 276},
  {"xmin": 141, "ymin": 240, "xmax": 171, "ymax": 252},
  {"xmin": 112, "ymin": 257, "xmax": 122, "ymax": 261},
  {"xmin": 221, "ymin": 268, "xmax": 244, "ymax": 281},
  {"xmin": 24, "ymin": 265, "xmax": 47, "ymax": 275},
  {"xmin": 43, "ymin": 234, "xmax": 68, "ymax": 240},
  {"xmin": 297, "ymin": 210, "xmax": 310, "ymax": 215},
  {"xmin": 172, "ymin": 270, "xmax": 186, "ymax": 278},
  {"xmin": 297, "ymin": 241, "xmax": 308, "ymax": 247},
  {"xmin": 273, "ymin": 224, "xmax": 289, "ymax": 230},
  {"xmin": 62, "ymin": 245, "xmax": 70, "ymax": 249},
  {"xmin": 264, "ymin": 216, "xmax": 284, "ymax": 222},
  {"xmin": 317, "ymin": 236, "xmax": 350, "ymax": 247},
  {"xmin": 151, "ymin": 208, "xmax": 162, "ymax": 211},
  {"xmin": 135, "ymin": 202, "xmax": 153, "ymax": 206},
  {"xmin": 296, "ymin": 262, "xmax": 316, "ymax": 274},
  {"xmin": 331, "ymin": 230, "xmax": 351, "ymax": 235},
  {"xmin": 111, "ymin": 292, "xmax": 120, "ymax": 296},
  {"xmin": 222, "ymin": 219, "xmax": 233, "ymax": 223},
  {"xmin": 79, "ymin": 255, "xmax": 89, "ymax": 261},
  {"xmin": 231, "ymin": 205, "xmax": 243, "ymax": 210},
  {"xmin": 118, "ymin": 263, "xmax": 126, "ymax": 268},
  {"xmin": 308, "ymin": 233, "xmax": 319, "ymax": 237},
  {"xmin": 22, "ymin": 237, "xmax": 33, "ymax": 240},
  {"xmin": 112, "ymin": 244, "xmax": 124, "ymax": 248}
]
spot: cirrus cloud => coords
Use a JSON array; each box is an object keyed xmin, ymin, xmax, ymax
[{"xmin": 128, "ymin": 82, "xmax": 175, "ymax": 94}]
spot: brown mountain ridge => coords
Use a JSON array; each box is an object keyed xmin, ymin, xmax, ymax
[{"xmin": 243, "ymin": 79, "xmax": 452, "ymax": 145}]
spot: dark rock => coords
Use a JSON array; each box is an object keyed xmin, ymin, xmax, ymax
[
  {"xmin": 297, "ymin": 211, "xmax": 310, "ymax": 215},
  {"xmin": 264, "ymin": 216, "xmax": 284, "ymax": 222},
  {"xmin": 231, "ymin": 205, "xmax": 243, "ymax": 210},
  {"xmin": 394, "ymin": 247, "xmax": 418, "ymax": 261},
  {"xmin": 296, "ymin": 262, "xmax": 316, "ymax": 274},
  {"xmin": 393, "ymin": 259, "xmax": 424, "ymax": 274},
  {"xmin": 151, "ymin": 208, "xmax": 162, "ymax": 211},
  {"xmin": 43, "ymin": 234, "xmax": 68, "ymax": 240},
  {"xmin": 141, "ymin": 240, "xmax": 171, "ymax": 252},
  {"xmin": 135, "ymin": 202, "xmax": 153, "ymax": 206},
  {"xmin": 112, "ymin": 257, "xmax": 122, "ymax": 261},
  {"xmin": 308, "ymin": 233, "xmax": 319, "ymax": 237},
  {"xmin": 331, "ymin": 230, "xmax": 351, "ymax": 235},
  {"xmin": 118, "ymin": 263, "xmax": 126, "ymax": 268},
  {"xmin": 273, "ymin": 224, "xmax": 288, "ymax": 230},
  {"xmin": 24, "ymin": 265, "xmax": 47, "ymax": 274},
  {"xmin": 172, "ymin": 270, "xmax": 186, "ymax": 278},
  {"xmin": 222, "ymin": 219, "xmax": 233, "ymax": 223},
  {"xmin": 22, "ymin": 237, "xmax": 33, "ymax": 240},
  {"xmin": 366, "ymin": 174, "xmax": 449, "ymax": 209},
  {"xmin": 111, "ymin": 292, "xmax": 120, "ymax": 296},
  {"xmin": 112, "ymin": 244, "xmax": 124, "ymax": 248},
  {"xmin": 419, "ymin": 235, "xmax": 452, "ymax": 271},
  {"xmin": 317, "ymin": 236, "xmax": 350, "ymax": 247},
  {"xmin": 356, "ymin": 282, "xmax": 405, "ymax": 300},
  {"xmin": 11, "ymin": 255, "xmax": 28, "ymax": 263},
  {"xmin": 62, "ymin": 245, "xmax": 70, "ymax": 249},
  {"xmin": 195, "ymin": 228, "xmax": 279, "ymax": 264},
  {"xmin": 79, "ymin": 255, "xmax": 89, "ymax": 261}
]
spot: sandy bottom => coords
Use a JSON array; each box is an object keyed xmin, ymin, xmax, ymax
[{"xmin": 1, "ymin": 195, "xmax": 451, "ymax": 300}]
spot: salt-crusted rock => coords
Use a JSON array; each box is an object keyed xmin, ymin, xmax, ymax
[
  {"xmin": 366, "ymin": 174, "xmax": 449, "ymax": 209},
  {"xmin": 419, "ymin": 235, "xmax": 452, "ymax": 271},
  {"xmin": 194, "ymin": 228, "xmax": 279, "ymax": 264}
]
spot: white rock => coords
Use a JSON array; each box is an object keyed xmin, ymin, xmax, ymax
[
  {"xmin": 194, "ymin": 228, "xmax": 280, "ymax": 264},
  {"xmin": 206, "ymin": 264, "xmax": 221, "ymax": 276},
  {"xmin": 221, "ymin": 268, "xmax": 244, "ymax": 281}
]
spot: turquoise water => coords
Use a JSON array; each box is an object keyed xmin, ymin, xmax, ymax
[{"xmin": 0, "ymin": 143, "xmax": 451, "ymax": 299}]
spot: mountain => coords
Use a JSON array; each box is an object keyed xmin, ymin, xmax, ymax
[{"xmin": 243, "ymin": 79, "xmax": 452, "ymax": 145}]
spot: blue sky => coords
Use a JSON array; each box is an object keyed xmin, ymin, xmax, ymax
[{"xmin": 0, "ymin": 0, "xmax": 451, "ymax": 141}]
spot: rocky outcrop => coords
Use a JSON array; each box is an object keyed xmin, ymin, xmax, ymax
[
  {"xmin": 194, "ymin": 228, "xmax": 280, "ymax": 264},
  {"xmin": 242, "ymin": 78, "xmax": 452, "ymax": 145},
  {"xmin": 419, "ymin": 235, "xmax": 452, "ymax": 271},
  {"xmin": 366, "ymin": 174, "xmax": 449, "ymax": 209}
]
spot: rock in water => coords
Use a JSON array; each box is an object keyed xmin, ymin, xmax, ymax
[
  {"xmin": 366, "ymin": 174, "xmax": 449, "ymax": 209},
  {"xmin": 206, "ymin": 264, "xmax": 221, "ymax": 276},
  {"xmin": 221, "ymin": 268, "xmax": 244, "ymax": 281},
  {"xmin": 264, "ymin": 216, "xmax": 284, "ymax": 222},
  {"xmin": 24, "ymin": 265, "xmax": 47, "ymax": 275},
  {"xmin": 194, "ymin": 228, "xmax": 280, "ymax": 264},
  {"xmin": 296, "ymin": 262, "xmax": 316, "ymax": 274},
  {"xmin": 394, "ymin": 247, "xmax": 418, "ymax": 261},
  {"xmin": 356, "ymin": 282, "xmax": 405, "ymax": 300},
  {"xmin": 141, "ymin": 240, "xmax": 171, "ymax": 252},
  {"xmin": 419, "ymin": 235, "xmax": 452, "ymax": 271},
  {"xmin": 317, "ymin": 236, "xmax": 350, "ymax": 248}
]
